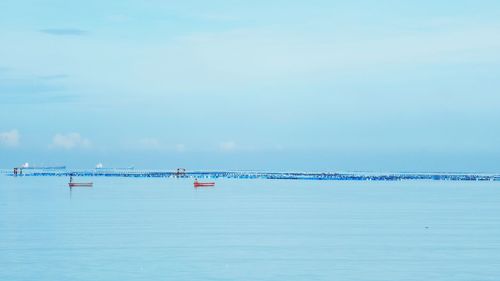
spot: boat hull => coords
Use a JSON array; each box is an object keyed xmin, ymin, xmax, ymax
[
  {"xmin": 69, "ymin": 183, "xmax": 93, "ymax": 187},
  {"xmin": 194, "ymin": 182, "xmax": 215, "ymax": 187}
]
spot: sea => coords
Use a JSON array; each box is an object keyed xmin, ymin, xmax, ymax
[{"xmin": 1, "ymin": 175, "xmax": 500, "ymax": 281}]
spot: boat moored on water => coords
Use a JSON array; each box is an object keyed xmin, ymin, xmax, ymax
[
  {"xmin": 68, "ymin": 176, "xmax": 93, "ymax": 187},
  {"xmin": 193, "ymin": 179, "xmax": 215, "ymax": 187},
  {"xmin": 69, "ymin": 182, "xmax": 93, "ymax": 187}
]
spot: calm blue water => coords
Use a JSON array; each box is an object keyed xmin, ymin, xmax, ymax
[{"xmin": 1, "ymin": 176, "xmax": 500, "ymax": 280}]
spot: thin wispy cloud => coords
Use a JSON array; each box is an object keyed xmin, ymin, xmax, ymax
[
  {"xmin": 219, "ymin": 141, "xmax": 237, "ymax": 152},
  {"xmin": 0, "ymin": 130, "xmax": 20, "ymax": 147},
  {"xmin": 51, "ymin": 133, "xmax": 91, "ymax": 150},
  {"xmin": 0, "ymin": 77, "xmax": 61, "ymax": 93},
  {"xmin": 39, "ymin": 74, "xmax": 69, "ymax": 80},
  {"xmin": 138, "ymin": 138, "xmax": 162, "ymax": 150},
  {"xmin": 106, "ymin": 14, "xmax": 129, "ymax": 23},
  {"xmin": 175, "ymin": 144, "xmax": 187, "ymax": 152},
  {"xmin": 134, "ymin": 138, "xmax": 187, "ymax": 153},
  {"xmin": 0, "ymin": 73, "xmax": 75, "ymax": 104},
  {"xmin": 175, "ymin": 24, "xmax": 500, "ymax": 78},
  {"xmin": 39, "ymin": 28, "xmax": 87, "ymax": 36}
]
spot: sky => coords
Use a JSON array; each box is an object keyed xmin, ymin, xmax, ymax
[{"xmin": 1, "ymin": 0, "xmax": 500, "ymax": 172}]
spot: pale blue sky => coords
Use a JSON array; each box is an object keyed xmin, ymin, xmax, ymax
[{"xmin": 1, "ymin": 1, "xmax": 499, "ymax": 171}]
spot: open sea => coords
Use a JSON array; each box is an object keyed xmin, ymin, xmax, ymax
[{"xmin": 1, "ymin": 176, "xmax": 500, "ymax": 280}]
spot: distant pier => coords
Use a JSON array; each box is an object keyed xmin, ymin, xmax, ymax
[{"xmin": 2, "ymin": 168, "xmax": 500, "ymax": 181}]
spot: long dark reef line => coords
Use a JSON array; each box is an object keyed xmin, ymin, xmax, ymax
[{"xmin": 3, "ymin": 169, "xmax": 500, "ymax": 181}]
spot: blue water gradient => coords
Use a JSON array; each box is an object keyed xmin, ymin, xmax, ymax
[{"xmin": 1, "ymin": 176, "xmax": 500, "ymax": 280}]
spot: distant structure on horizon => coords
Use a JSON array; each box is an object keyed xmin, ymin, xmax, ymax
[
  {"xmin": 17, "ymin": 162, "xmax": 66, "ymax": 170},
  {"xmin": 95, "ymin": 163, "xmax": 135, "ymax": 170},
  {"xmin": 176, "ymin": 168, "xmax": 187, "ymax": 177}
]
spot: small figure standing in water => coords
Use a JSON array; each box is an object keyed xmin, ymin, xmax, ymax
[{"xmin": 69, "ymin": 176, "xmax": 73, "ymax": 183}]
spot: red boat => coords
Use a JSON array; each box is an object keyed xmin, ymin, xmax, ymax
[{"xmin": 194, "ymin": 180, "xmax": 215, "ymax": 187}]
